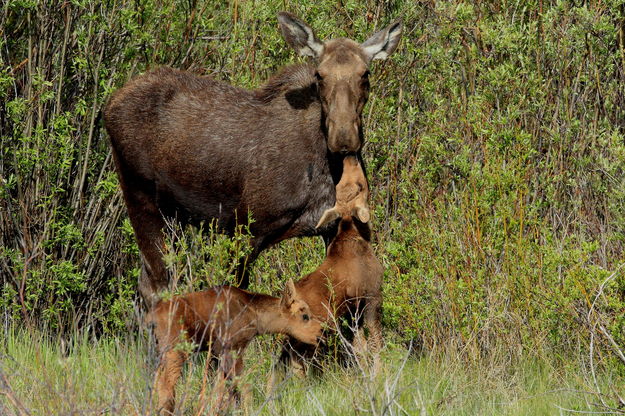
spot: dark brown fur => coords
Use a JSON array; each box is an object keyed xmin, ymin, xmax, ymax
[
  {"xmin": 104, "ymin": 13, "xmax": 401, "ymax": 305},
  {"xmin": 148, "ymin": 282, "xmax": 321, "ymax": 414}
]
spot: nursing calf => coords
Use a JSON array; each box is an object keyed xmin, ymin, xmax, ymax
[
  {"xmin": 147, "ymin": 282, "xmax": 321, "ymax": 414},
  {"xmin": 283, "ymin": 155, "xmax": 383, "ymax": 372}
]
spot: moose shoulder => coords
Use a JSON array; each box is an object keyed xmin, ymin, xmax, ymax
[{"xmin": 104, "ymin": 12, "xmax": 402, "ymax": 306}]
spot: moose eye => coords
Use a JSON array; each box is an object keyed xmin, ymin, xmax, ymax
[
  {"xmin": 362, "ymin": 70, "xmax": 370, "ymax": 80},
  {"xmin": 315, "ymin": 72, "xmax": 323, "ymax": 82},
  {"xmin": 303, "ymin": 314, "xmax": 310, "ymax": 322}
]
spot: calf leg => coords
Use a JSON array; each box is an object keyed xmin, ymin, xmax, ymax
[
  {"xmin": 354, "ymin": 296, "xmax": 383, "ymax": 373},
  {"xmin": 363, "ymin": 296, "xmax": 383, "ymax": 354},
  {"xmin": 155, "ymin": 349, "xmax": 187, "ymax": 415},
  {"xmin": 214, "ymin": 350, "xmax": 244, "ymax": 414}
]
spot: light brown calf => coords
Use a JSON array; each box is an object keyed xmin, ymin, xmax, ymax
[
  {"xmin": 147, "ymin": 281, "xmax": 321, "ymax": 414},
  {"xmin": 282, "ymin": 155, "xmax": 384, "ymax": 373}
]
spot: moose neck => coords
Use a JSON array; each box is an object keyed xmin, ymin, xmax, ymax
[{"xmin": 255, "ymin": 64, "xmax": 317, "ymax": 106}]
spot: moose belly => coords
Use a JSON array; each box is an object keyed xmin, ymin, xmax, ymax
[
  {"xmin": 153, "ymin": 167, "xmax": 243, "ymax": 231},
  {"xmin": 152, "ymin": 161, "xmax": 334, "ymax": 240}
]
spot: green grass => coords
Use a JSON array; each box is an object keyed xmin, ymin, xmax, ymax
[{"xmin": 1, "ymin": 326, "xmax": 622, "ymax": 415}]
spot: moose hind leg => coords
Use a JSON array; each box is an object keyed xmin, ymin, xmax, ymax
[
  {"xmin": 214, "ymin": 350, "xmax": 244, "ymax": 413},
  {"xmin": 353, "ymin": 296, "xmax": 383, "ymax": 373},
  {"xmin": 363, "ymin": 296, "xmax": 383, "ymax": 354},
  {"xmin": 123, "ymin": 186, "xmax": 169, "ymax": 307}
]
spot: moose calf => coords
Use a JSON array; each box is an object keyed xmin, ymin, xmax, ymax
[
  {"xmin": 282, "ymin": 155, "xmax": 384, "ymax": 374},
  {"xmin": 147, "ymin": 281, "xmax": 321, "ymax": 414}
]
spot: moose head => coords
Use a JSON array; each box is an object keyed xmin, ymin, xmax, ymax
[{"xmin": 278, "ymin": 12, "xmax": 402, "ymax": 154}]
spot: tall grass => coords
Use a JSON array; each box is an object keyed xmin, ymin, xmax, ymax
[{"xmin": 1, "ymin": 326, "xmax": 623, "ymax": 415}]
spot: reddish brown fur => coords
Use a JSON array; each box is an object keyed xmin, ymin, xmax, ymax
[
  {"xmin": 148, "ymin": 282, "xmax": 321, "ymax": 414},
  {"xmin": 282, "ymin": 156, "xmax": 383, "ymax": 372},
  {"xmin": 103, "ymin": 13, "xmax": 401, "ymax": 306}
]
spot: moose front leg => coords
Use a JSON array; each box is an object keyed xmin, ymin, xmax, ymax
[{"xmin": 155, "ymin": 349, "xmax": 187, "ymax": 415}]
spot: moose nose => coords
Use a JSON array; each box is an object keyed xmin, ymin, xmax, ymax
[{"xmin": 331, "ymin": 127, "xmax": 359, "ymax": 152}]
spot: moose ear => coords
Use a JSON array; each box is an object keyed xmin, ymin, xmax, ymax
[
  {"xmin": 361, "ymin": 19, "xmax": 402, "ymax": 61},
  {"xmin": 281, "ymin": 278, "xmax": 296, "ymax": 307},
  {"xmin": 278, "ymin": 12, "xmax": 324, "ymax": 59},
  {"xmin": 316, "ymin": 207, "xmax": 341, "ymax": 229}
]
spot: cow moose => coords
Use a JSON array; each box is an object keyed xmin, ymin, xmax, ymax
[
  {"xmin": 147, "ymin": 281, "xmax": 322, "ymax": 414},
  {"xmin": 104, "ymin": 12, "xmax": 402, "ymax": 306},
  {"xmin": 279, "ymin": 155, "xmax": 383, "ymax": 376}
]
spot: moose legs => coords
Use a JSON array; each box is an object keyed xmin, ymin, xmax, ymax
[
  {"xmin": 155, "ymin": 348, "xmax": 245, "ymax": 415},
  {"xmin": 111, "ymin": 147, "xmax": 169, "ymax": 307},
  {"xmin": 155, "ymin": 349, "xmax": 187, "ymax": 415},
  {"xmin": 122, "ymin": 186, "xmax": 169, "ymax": 307},
  {"xmin": 354, "ymin": 296, "xmax": 382, "ymax": 352},
  {"xmin": 213, "ymin": 349, "xmax": 245, "ymax": 413},
  {"xmin": 353, "ymin": 296, "xmax": 383, "ymax": 373}
]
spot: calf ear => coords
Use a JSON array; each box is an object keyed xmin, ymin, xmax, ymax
[
  {"xmin": 361, "ymin": 19, "xmax": 402, "ymax": 61},
  {"xmin": 316, "ymin": 207, "xmax": 341, "ymax": 229},
  {"xmin": 278, "ymin": 12, "xmax": 324, "ymax": 59},
  {"xmin": 281, "ymin": 278, "xmax": 296, "ymax": 307},
  {"xmin": 354, "ymin": 205, "xmax": 371, "ymax": 223}
]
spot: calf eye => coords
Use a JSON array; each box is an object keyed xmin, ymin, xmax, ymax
[{"xmin": 303, "ymin": 314, "xmax": 310, "ymax": 322}]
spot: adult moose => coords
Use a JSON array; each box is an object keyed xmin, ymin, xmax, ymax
[{"xmin": 104, "ymin": 12, "xmax": 402, "ymax": 306}]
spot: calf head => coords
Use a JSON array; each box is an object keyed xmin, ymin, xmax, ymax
[
  {"xmin": 316, "ymin": 155, "xmax": 370, "ymax": 228},
  {"xmin": 278, "ymin": 12, "xmax": 402, "ymax": 154},
  {"xmin": 280, "ymin": 279, "xmax": 323, "ymax": 345}
]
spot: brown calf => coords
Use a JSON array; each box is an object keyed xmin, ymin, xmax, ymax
[
  {"xmin": 147, "ymin": 281, "xmax": 321, "ymax": 414},
  {"xmin": 282, "ymin": 155, "xmax": 383, "ymax": 373}
]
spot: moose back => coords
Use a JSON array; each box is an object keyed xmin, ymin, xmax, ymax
[{"xmin": 104, "ymin": 12, "xmax": 402, "ymax": 305}]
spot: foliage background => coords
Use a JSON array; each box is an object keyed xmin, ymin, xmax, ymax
[{"xmin": 1, "ymin": 0, "xmax": 624, "ymax": 371}]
